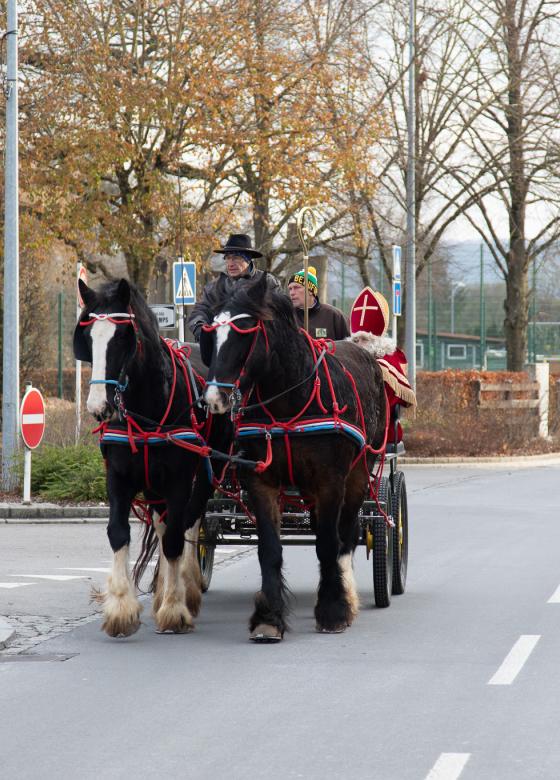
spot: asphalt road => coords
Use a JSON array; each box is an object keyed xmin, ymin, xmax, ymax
[{"xmin": 1, "ymin": 462, "xmax": 560, "ymax": 780}]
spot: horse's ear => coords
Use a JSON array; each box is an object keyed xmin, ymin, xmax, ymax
[
  {"xmin": 117, "ymin": 278, "xmax": 131, "ymax": 308},
  {"xmin": 247, "ymin": 271, "xmax": 268, "ymax": 303},
  {"xmin": 78, "ymin": 279, "xmax": 97, "ymax": 309}
]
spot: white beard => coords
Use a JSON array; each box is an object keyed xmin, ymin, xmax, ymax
[{"xmin": 347, "ymin": 331, "xmax": 396, "ymax": 358}]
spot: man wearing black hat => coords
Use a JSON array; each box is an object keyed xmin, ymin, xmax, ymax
[{"xmin": 187, "ymin": 233, "xmax": 278, "ymax": 342}]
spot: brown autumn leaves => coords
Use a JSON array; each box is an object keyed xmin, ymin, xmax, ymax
[{"xmin": 16, "ymin": 0, "xmax": 385, "ymax": 291}]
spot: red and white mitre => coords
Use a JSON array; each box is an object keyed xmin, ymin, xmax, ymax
[
  {"xmin": 350, "ymin": 286, "xmax": 389, "ymax": 337},
  {"xmin": 349, "ymin": 287, "xmax": 416, "ymax": 410}
]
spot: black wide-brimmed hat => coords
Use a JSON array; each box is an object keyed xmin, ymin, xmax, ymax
[{"xmin": 215, "ymin": 233, "xmax": 263, "ymax": 258}]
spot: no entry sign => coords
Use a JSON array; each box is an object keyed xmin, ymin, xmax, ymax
[{"xmin": 20, "ymin": 387, "xmax": 46, "ymax": 449}]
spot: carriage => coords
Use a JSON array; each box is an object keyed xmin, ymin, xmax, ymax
[
  {"xmin": 74, "ymin": 274, "xmax": 412, "ymax": 641},
  {"xmin": 197, "ymin": 408, "xmax": 409, "ymax": 609}
]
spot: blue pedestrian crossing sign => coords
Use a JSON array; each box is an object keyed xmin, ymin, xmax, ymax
[
  {"xmin": 173, "ymin": 260, "xmax": 196, "ymax": 305},
  {"xmin": 393, "ymin": 280, "xmax": 402, "ymax": 316}
]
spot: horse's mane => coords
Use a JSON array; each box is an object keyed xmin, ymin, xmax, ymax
[
  {"xmin": 92, "ymin": 280, "xmax": 159, "ymax": 342},
  {"xmin": 214, "ymin": 276, "xmax": 299, "ymax": 332}
]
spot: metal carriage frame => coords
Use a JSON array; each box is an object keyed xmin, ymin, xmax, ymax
[{"xmin": 197, "ymin": 408, "xmax": 409, "ymax": 609}]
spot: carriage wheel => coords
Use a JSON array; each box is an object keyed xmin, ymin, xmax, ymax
[
  {"xmin": 197, "ymin": 517, "xmax": 217, "ymax": 593},
  {"xmin": 391, "ymin": 471, "xmax": 409, "ymax": 595},
  {"xmin": 372, "ymin": 480, "xmax": 394, "ymax": 608}
]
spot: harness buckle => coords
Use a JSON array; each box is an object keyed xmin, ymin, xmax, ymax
[
  {"xmin": 229, "ymin": 387, "xmax": 242, "ymax": 420},
  {"xmin": 114, "ymin": 386, "xmax": 128, "ymax": 421}
]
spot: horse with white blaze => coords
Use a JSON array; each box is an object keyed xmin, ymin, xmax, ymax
[{"xmin": 74, "ymin": 278, "xmax": 230, "ymax": 638}]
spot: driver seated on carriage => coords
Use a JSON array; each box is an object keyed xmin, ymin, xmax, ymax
[
  {"xmin": 348, "ymin": 287, "xmax": 416, "ymax": 443},
  {"xmin": 187, "ymin": 233, "xmax": 279, "ymax": 342}
]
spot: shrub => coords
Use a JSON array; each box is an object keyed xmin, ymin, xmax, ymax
[{"xmin": 28, "ymin": 444, "xmax": 106, "ymax": 502}]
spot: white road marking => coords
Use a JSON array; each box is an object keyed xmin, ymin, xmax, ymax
[
  {"xmin": 10, "ymin": 574, "xmax": 90, "ymax": 582},
  {"xmin": 425, "ymin": 753, "xmax": 470, "ymax": 779},
  {"xmin": 57, "ymin": 567, "xmax": 111, "ymax": 573},
  {"xmin": 488, "ymin": 635, "xmax": 540, "ymax": 685},
  {"xmin": 547, "ymin": 584, "xmax": 560, "ymax": 603},
  {"xmin": 0, "ymin": 582, "xmax": 33, "ymax": 589}
]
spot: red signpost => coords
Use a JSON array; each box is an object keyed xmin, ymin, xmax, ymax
[{"xmin": 20, "ymin": 385, "xmax": 45, "ymax": 503}]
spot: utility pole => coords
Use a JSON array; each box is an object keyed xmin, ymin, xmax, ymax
[
  {"xmin": 531, "ymin": 257, "xmax": 537, "ymax": 363},
  {"xmin": 479, "ymin": 243, "xmax": 486, "ymax": 369},
  {"xmin": 1, "ymin": 0, "xmax": 20, "ymax": 490},
  {"xmin": 405, "ymin": 0, "xmax": 416, "ymax": 388}
]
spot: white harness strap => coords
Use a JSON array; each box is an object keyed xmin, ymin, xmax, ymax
[{"xmin": 212, "ymin": 313, "xmax": 253, "ymax": 327}]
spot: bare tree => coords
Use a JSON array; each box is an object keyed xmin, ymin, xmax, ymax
[
  {"xmin": 457, "ymin": 0, "xmax": 560, "ymax": 369},
  {"xmin": 338, "ymin": 0, "xmax": 492, "ymax": 345}
]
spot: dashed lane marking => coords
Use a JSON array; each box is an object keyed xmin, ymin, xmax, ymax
[
  {"xmin": 9, "ymin": 575, "xmax": 90, "ymax": 582},
  {"xmin": 547, "ymin": 584, "xmax": 560, "ymax": 603},
  {"xmin": 488, "ymin": 635, "xmax": 540, "ymax": 685},
  {"xmin": 57, "ymin": 567, "xmax": 111, "ymax": 573},
  {"xmin": 0, "ymin": 583, "xmax": 33, "ymax": 589},
  {"xmin": 425, "ymin": 753, "xmax": 470, "ymax": 779}
]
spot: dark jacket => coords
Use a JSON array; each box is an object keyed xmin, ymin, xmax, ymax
[
  {"xmin": 187, "ymin": 262, "xmax": 279, "ymax": 341},
  {"xmin": 294, "ymin": 300, "xmax": 350, "ymax": 340}
]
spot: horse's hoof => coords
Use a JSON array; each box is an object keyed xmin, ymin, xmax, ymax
[
  {"xmin": 249, "ymin": 624, "xmax": 283, "ymax": 643},
  {"xmin": 155, "ymin": 603, "xmax": 194, "ymax": 634},
  {"xmin": 315, "ymin": 623, "xmax": 347, "ymax": 634},
  {"xmin": 102, "ymin": 616, "xmax": 141, "ymax": 638}
]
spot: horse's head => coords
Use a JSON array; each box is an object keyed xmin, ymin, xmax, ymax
[
  {"xmin": 202, "ymin": 273, "xmax": 272, "ymax": 414},
  {"xmin": 73, "ymin": 278, "xmax": 139, "ymax": 421}
]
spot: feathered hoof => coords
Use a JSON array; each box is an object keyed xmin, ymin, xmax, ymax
[
  {"xmin": 249, "ymin": 624, "xmax": 283, "ymax": 643},
  {"xmin": 185, "ymin": 584, "xmax": 202, "ymax": 618},
  {"xmin": 155, "ymin": 602, "xmax": 194, "ymax": 634},
  {"xmin": 152, "ymin": 589, "xmax": 164, "ymax": 616},
  {"xmin": 101, "ymin": 598, "xmax": 142, "ymax": 638}
]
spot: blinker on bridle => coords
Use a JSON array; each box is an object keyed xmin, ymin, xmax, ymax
[
  {"xmin": 202, "ymin": 313, "xmax": 268, "ymax": 418},
  {"xmin": 79, "ymin": 311, "xmax": 139, "ymax": 405}
]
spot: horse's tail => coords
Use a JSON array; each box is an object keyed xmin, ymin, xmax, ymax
[{"xmin": 132, "ymin": 520, "xmax": 159, "ymax": 592}]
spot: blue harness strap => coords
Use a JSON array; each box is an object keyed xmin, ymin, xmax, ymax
[{"xmin": 236, "ymin": 419, "xmax": 366, "ymax": 449}]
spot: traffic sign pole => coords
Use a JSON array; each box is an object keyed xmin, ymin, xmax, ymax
[
  {"xmin": 1, "ymin": 0, "xmax": 20, "ymax": 491},
  {"xmin": 392, "ymin": 245, "xmax": 402, "ymax": 342},
  {"xmin": 23, "ymin": 447, "xmax": 31, "ymax": 504}
]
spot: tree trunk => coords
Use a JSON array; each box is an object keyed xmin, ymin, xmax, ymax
[
  {"xmin": 503, "ymin": 1, "xmax": 529, "ymax": 372},
  {"xmin": 504, "ymin": 258, "xmax": 528, "ymax": 370}
]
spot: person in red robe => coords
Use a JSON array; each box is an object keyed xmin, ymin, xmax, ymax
[{"xmin": 348, "ymin": 287, "xmax": 416, "ymax": 442}]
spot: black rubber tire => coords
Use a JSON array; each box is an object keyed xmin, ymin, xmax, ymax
[
  {"xmin": 372, "ymin": 478, "xmax": 394, "ymax": 608},
  {"xmin": 391, "ymin": 471, "xmax": 408, "ymax": 595},
  {"xmin": 197, "ymin": 517, "xmax": 218, "ymax": 593}
]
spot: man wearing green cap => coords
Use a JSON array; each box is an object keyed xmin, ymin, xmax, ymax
[{"xmin": 287, "ymin": 265, "xmax": 350, "ymax": 340}]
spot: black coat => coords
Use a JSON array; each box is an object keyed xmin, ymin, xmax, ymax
[
  {"xmin": 187, "ymin": 263, "xmax": 279, "ymax": 341},
  {"xmin": 294, "ymin": 300, "xmax": 350, "ymax": 340}
]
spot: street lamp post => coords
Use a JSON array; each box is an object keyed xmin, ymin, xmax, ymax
[
  {"xmin": 405, "ymin": 0, "xmax": 416, "ymax": 388},
  {"xmin": 1, "ymin": 0, "xmax": 20, "ymax": 491}
]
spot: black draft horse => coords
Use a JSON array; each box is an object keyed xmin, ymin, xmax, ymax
[
  {"xmin": 202, "ymin": 273, "xmax": 387, "ymax": 641},
  {"xmin": 74, "ymin": 278, "xmax": 222, "ymax": 637}
]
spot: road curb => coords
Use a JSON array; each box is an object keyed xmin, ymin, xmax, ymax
[
  {"xmin": 0, "ymin": 504, "xmax": 109, "ymax": 520},
  {"xmin": 401, "ymin": 452, "xmax": 560, "ymax": 466},
  {"xmin": 0, "ymin": 618, "xmax": 16, "ymax": 650}
]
